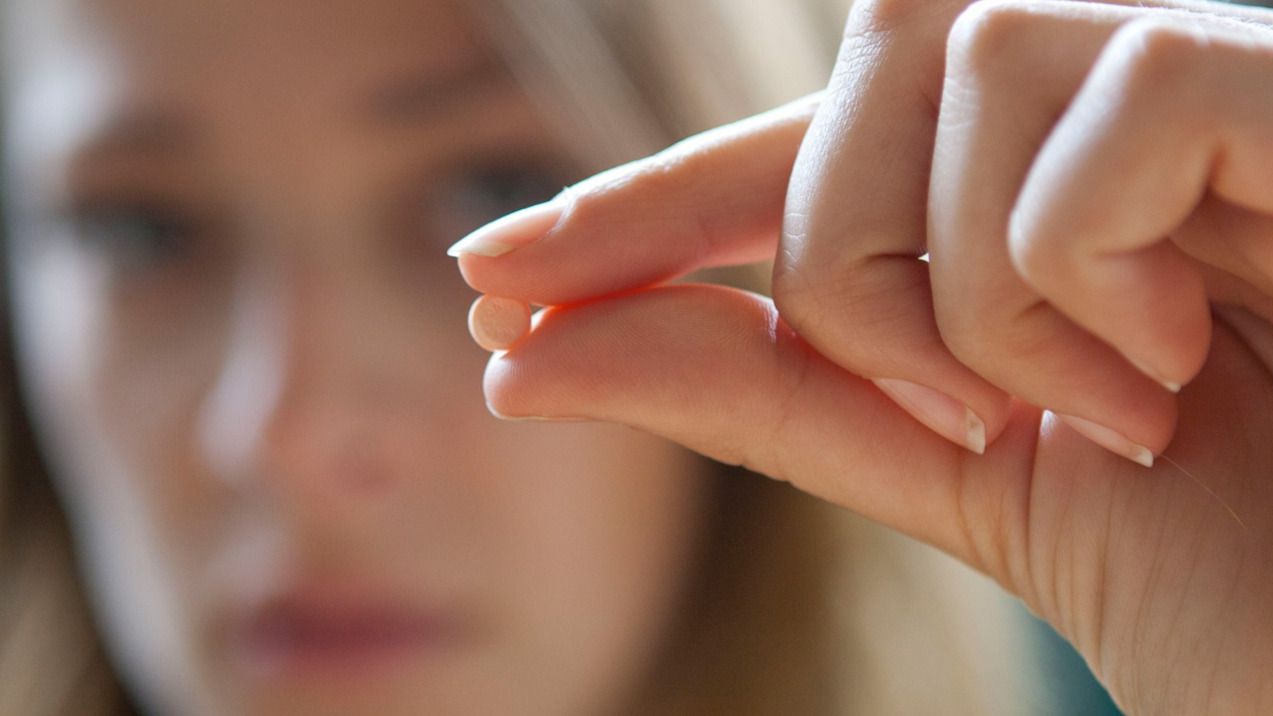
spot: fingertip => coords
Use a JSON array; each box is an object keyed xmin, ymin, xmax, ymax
[
  {"xmin": 873, "ymin": 378, "xmax": 993, "ymax": 455},
  {"xmin": 468, "ymin": 295, "xmax": 532, "ymax": 353},
  {"xmin": 1055, "ymin": 413, "xmax": 1157, "ymax": 469},
  {"xmin": 1129, "ymin": 357, "xmax": 1183, "ymax": 394},
  {"xmin": 454, "ymin": 254, "xmax": 478, "ymax": 289}
]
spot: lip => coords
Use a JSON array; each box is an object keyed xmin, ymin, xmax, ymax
[{"xmin": 229, "ymin": 586, "xmax": 471, "ymax": 683}]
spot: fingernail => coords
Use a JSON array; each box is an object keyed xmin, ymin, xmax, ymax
[
  {"xmin": 1128, "ymin": 358, "xmax": 1182, "ymax": 394},
  {"xmin": 1057, "ymin": 414, "xmax": 1155, "ymax": 468},
  {"xmin": 446, "ymin": 201, "xmax": 565, "ymax": 258},
  {"xmin": 874, "ymin": 379, "xmax": 985, "ymax": 454},
  {"xmin": 484, "ymin": 401, "xmax": 586, "ymax": 423},
  {"xmin": 468, "ymin": 295, "xmax": 532, "ymax": 352}
]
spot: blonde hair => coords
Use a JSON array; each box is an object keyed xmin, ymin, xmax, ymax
[
  {"xmin": 0, "ymin": 1, "xmax": 1042, "ymax": 714},
  {"xmin": 0, "ymin": 353, "xmax": 133, "ymax": 714}
]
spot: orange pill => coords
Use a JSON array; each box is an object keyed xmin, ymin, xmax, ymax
[{"xmin": 467, "ymin": 295, "xmax": 532, "ymax": 352}]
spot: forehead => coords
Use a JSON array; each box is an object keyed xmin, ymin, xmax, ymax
[
  {"xmin": 4, "ymin": 0, "xmax": 511, "ymax": 190},
  {"xmin": 13, "ymin": 0, "xmax": 484, "ymax": 72},
  {"xmin": 7, "ymin": 0, "xmax": 492, "ymax": 122}
]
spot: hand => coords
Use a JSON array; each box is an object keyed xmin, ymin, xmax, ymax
[{"xmin": 450, "ymin": 0, "xmax": 1273, "ymax": 712}]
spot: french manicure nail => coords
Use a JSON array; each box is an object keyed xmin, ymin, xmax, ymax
[
  {"xmin": 1129, "ymin": 358, "xmax": 1182, "ymax": 394},
  {"xmin": 874, "ymin": 378, "xmax": 986, "ymax": 454},
  {"xmin": 1057, "ymin": 414, "xmax": 1155, "ymax": 468},
  {"xmin": 484, "ymin": 401, "xmax": 587, "ymax": 423},
  {"xmin": 446, "ymin": 200, "xmax": 565, "ymax": 258}
]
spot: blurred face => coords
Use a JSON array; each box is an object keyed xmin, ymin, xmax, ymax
[{"xmin": 3, "ymin": 1, "xmax": 709, "ymax": 714}]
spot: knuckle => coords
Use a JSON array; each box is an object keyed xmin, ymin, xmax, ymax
[
  {"xmin": 567, "ymin": 145, "xmax": 689, "ymax": 212},
  {"xmin": 1007, "ymin": 211, "xmax": 1062, "ymax": 288},
  {"xmin": 935, "ymin": 307, "xmax": 983, "ymax": 367},
  {"xmin": 562, "ymin": 151, "xmax": 699, "ymax": 240},
  {"xmin": 946, "ymin": 0, "xmax": 1042, "ymax": 75},
  {"xmin": 557, "ymin": 173, "xmax": 618, "ymax": 232},
  {"xmin": 940, "ymin": 298, "xmax": 1053, "ymax": 374},
  {"xmin": 625, "ymin": 151, "xmax": 728, "ymax": 253},
  {"xmin": 852, "ymin": 0, "xmax": 948, "ymax": 35},
  {"xmin": 935, "ymin": 295, "xmax": 1000, "ymax": 366},
  {"xmin": 1106, "ymin": 18, "xmax": 1208, "ymax": 92},
  {"xmin": 774, "ymin": 251, "xmax": 921, "ymax": 367},
  {"xmin": 618, "ymin": 153, "xmax": 689, "ymax": 205},
  {"xmin": 771, "ymin": 258, "xmax": 825, "ymax": 337},
  {"xmin": 773, "ymin": 255, "xmax": 865, "ymax": 347}
]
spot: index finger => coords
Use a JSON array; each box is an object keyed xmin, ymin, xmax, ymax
[{"xmin": 448, "ymin": 93, "xmax": 821, "ymax": 305}]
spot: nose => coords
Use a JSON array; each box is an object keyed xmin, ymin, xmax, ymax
[{"xmin": 196, "ymin": 250, "xmax": 449, "ymax": 518}]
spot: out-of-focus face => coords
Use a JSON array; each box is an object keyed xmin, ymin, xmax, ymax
[{"xmin": 3, "ymin": 1, "xmax": 710, "ymax": 714}]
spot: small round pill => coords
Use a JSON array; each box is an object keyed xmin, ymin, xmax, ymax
[{"xmin": 467, "ymin": 295, "xmax": 532, "ymax": 352}]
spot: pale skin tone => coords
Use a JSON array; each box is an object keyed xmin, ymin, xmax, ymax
[
  {"xmin": 4, "ymin": 1, "xmax": 711, "ymax": 715},
  {"xmin": 457, "ymin": 0, "xmax": 1273, "ymax": 713}
]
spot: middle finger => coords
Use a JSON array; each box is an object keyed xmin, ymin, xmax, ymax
[{"xmin": 928, "ymin": 0, "xmax": 1188, "ymax": 463}]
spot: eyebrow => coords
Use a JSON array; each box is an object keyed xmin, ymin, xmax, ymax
[
  {"xmin": 71, "ymin": 56, "xmax": 510, "ymax": 164},
  {"xmin": 361, "ymin": 55, "xmax": 510, "ymax": 127}
]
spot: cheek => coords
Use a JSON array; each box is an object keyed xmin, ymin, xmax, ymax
[
  {"xmin": 86, "ymin": 280, "xmax": 228, "ymax": 511},
  {"xmin": 11, "ymin": 241, "xmax": 220, "ymax": 475},
  {"xmin": 8, "ymin": 244, "xmax": 230, "ymax": 712},
  {"xmin": 11, "ymin": 240, "xmax": 234, "ymax": 582}
]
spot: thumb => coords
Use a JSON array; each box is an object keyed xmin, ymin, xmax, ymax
[{"xmin": 481, "ymin": 283, "xmax": 1044, "ymax": 567}]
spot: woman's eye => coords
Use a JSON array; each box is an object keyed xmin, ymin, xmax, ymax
[
  {"xmin": 65, "ymin": 201, "xmax": 211, "ymax": 273},
  {"xmin": 428, "ymin": 162, "xmax": 566, "ymax": 239}
]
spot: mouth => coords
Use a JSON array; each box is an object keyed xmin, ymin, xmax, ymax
[{"xmin": 230, "ymin": 587, "xmax": 470, "ymax": 682}]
